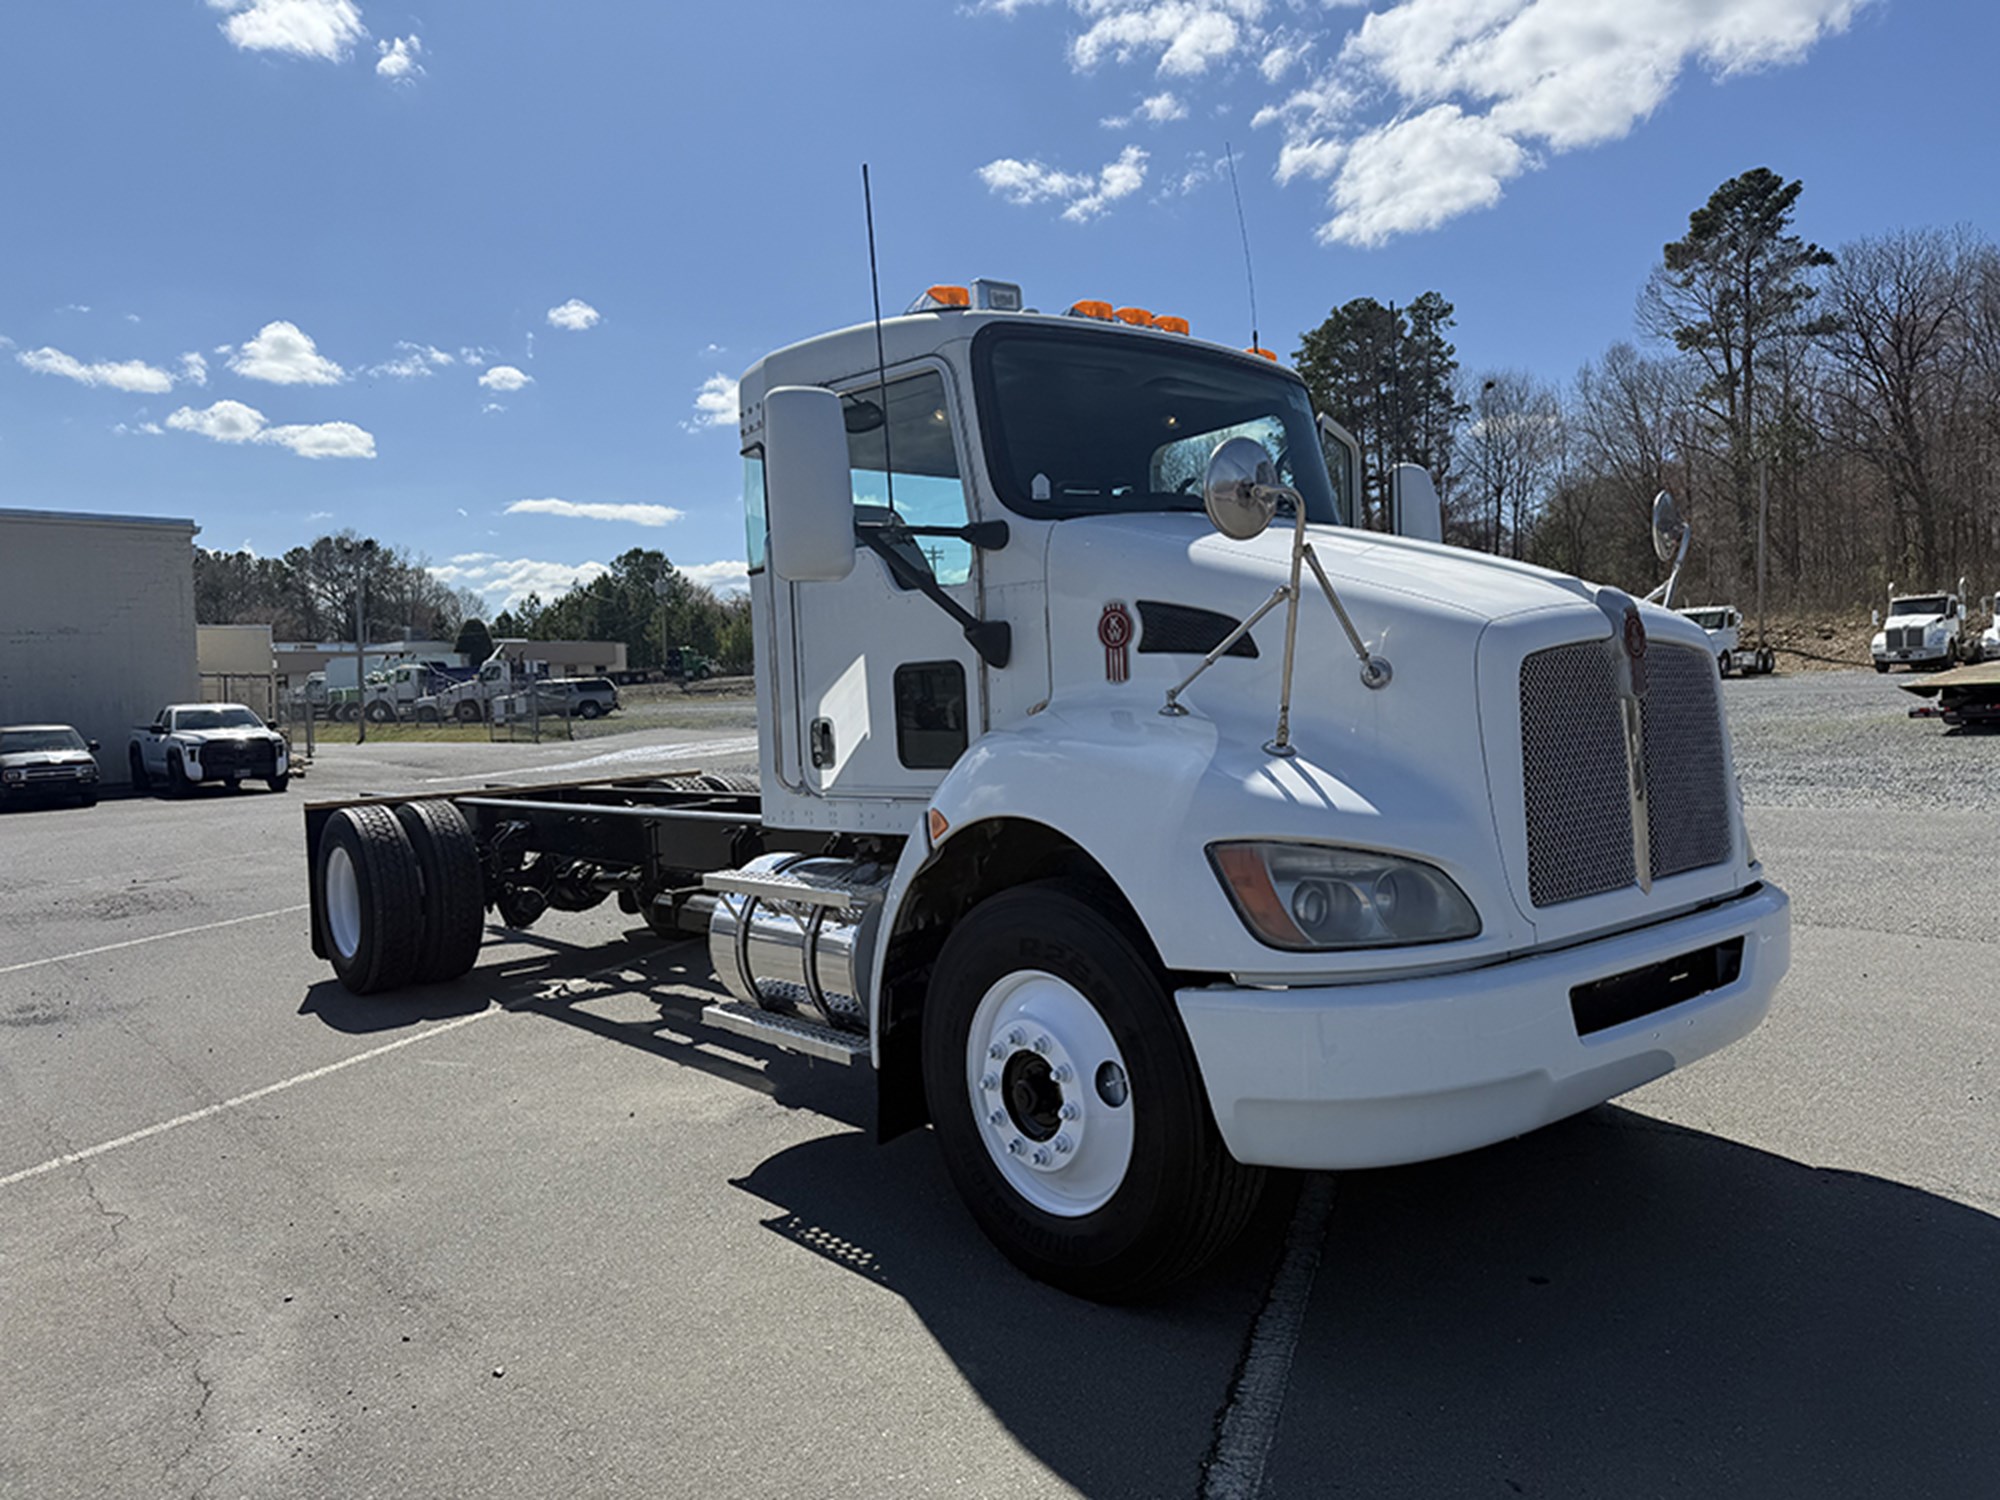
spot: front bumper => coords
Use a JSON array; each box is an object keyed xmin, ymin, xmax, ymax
[
  {"xmin": 1875, "ymin": 647, "xmax": 1947, "ymax": 666},
  {"xmin": 1176, "ymin": 881, "xmax": 1789, "ymax": 1170}
]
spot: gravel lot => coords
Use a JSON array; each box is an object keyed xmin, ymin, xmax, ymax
[{"xmin": 1, "ymin": 686, "xmax": 1992, "ymax": 1499}]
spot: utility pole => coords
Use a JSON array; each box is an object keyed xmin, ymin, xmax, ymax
[
  {"xmin": 340, "ymin": 537, "xmax": 378, "ymax": 744},
  {"xmin": 1757, "ymin": 458, "xmax": 1769, "ymax": 651}
]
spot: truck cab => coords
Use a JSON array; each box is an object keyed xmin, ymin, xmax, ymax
[
  {"xmin": 1872, "ymin": 591, "xmax": 1966, "ymax": 672},
  {"xmin": 305, "ymin": 281, "xmax": 1789, "ymax": 1298}
]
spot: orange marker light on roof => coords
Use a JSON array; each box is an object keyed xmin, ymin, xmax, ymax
[
  {"xmin": 1114, "ymin": 307, "xmax": 1153, "ymax": 326},
  {"xmin": 1247, "ymin": 346, "xmax": 1279, "ymax": 361},
  {"xmin": 908, "ymin": 284, "xmax": 970, "ymax": 312},
  {"xmin": 1067, "ymin": 300, "xmax": 1114, "ymax": 321},
  {"xmin": 1151, "ymin": 315, "xmax": 1190, "ymax": 335}
]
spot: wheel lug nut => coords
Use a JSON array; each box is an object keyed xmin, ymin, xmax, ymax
[
  {"xmin": 981, "ymin": 1073, "xmax": 1000, "ymax": 1092},
  {"xmin": 1034, "ymin": 1034, "xmax": 1052, "ymax": 1055},
  {"xmin": 1051, "ymin": 1063, "xmax": 1073, "ymax": 1084},
  {"xmin": 1007, "ymin": 1137, "xmax": 1026, "ymax": 1156},
  {"xmin": 1032, "ymin": 1147, "xmax": 1053, "ymax": 1166},
  {"xmin": 1059, "ymin": 1102, "xmax": 1080, "ymax": 1121},
  {"xmin": 988, "ymin": 1043, "xmax": 1005, "ymax": 1061},
  {"xmin": 988, "ymin": 1109, "xmax": 1006, "ymax": 1126},
  {"xmin": 1053, "ymin": 1135, "xmax": 1073, "ymax": 1154},
  {"xmin": 1006, "ymin": 1028, "xmax": 1025, "ymax": 1047}
]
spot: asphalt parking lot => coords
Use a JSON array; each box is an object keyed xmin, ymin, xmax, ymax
[{"xmin": 1, "ymin": 675, "xmax": 1993, "ymax": 1499}]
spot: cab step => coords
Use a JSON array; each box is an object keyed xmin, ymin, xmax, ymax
[{"xmin": 700, "ymin": 1001, "xmax": 870, "ymax": 1066}]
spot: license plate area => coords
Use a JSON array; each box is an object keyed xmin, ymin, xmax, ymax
[{"xmin": 1570, "ymin": 937, "xmax": 1746, "ymax": 1036}]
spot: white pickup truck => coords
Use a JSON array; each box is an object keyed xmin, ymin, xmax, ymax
[{"xmin": 129, "ymin": 703, "xmax": 290, "ymax": 794}]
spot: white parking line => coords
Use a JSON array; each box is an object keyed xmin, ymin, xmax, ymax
[
  {"xmin": 0, "ymin": 1008, "xmax": 498, "ymax": 1191},
  {"xmin": 1200, "ymin": 1174, "xmax": 1339, "ymax": 1500},
  {"xmin": 0, "ymin": 905, "xmax": 312, "ymax": 977}
]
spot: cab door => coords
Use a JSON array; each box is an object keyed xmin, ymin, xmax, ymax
[{"xmin": 788, "ymin": 364, "xmax": 984, "ymax": 802}]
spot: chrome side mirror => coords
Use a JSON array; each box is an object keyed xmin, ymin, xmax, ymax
[
  {"xmin": 1203, "ymin": 436, "xmax": 1280, "ymax": 540},
  {"xmin": 1651, "ymin": 490, "xmax": 1686, "ymax": 563}
]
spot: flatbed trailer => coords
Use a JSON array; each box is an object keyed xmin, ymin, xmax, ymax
[{"xmin": 1900, "ymin": 661, "xmax": 2000, "ymax": 726}]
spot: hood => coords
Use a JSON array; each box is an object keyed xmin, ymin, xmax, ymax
[
  {"xmin": 1044, "ymin": 513, "xmax": 1704, "ymax": 710},
  {"xmin": 178, "ymin": 727, "xmax": 278, "ymax": 744},
  {"xmin": 1886, "ymin": 612, "xmax": 1946, "ymax": 629},
  {"xmin": 0, "ymin": 749, "xmax": 94, "ymax": 770}
]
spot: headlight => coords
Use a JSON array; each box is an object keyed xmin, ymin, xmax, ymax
[
  {"xmin": 1209, "ymin": 841, "xmax": 1480, "ymax": 950},
  {"xmin": 1, "ymin": 769, "xmax": 21, "ymax": 783}
]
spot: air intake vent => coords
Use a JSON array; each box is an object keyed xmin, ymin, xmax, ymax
[{"xmin": 1137, "ymin": 601, "xmax": 1258, "ymax": 658}]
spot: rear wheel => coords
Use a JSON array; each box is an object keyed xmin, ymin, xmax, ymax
[
  {"xmin": 317, "ymin": 804, "xmax": 423, "ymax": 994},
  {"xmin": 365, "ymin": 701, "xmax": 396, "ymax": 723},
  {"xmin": 394, "ymin": 800, "xmax": 485, "ymax": 983},
  {"xmin": 576, "ymin": 699, "xmax": 603, "ymax": 720},
  {"xmin": 922, "ymin": 882, "xmax": 1264, "ymax": 1301},
  {"xmin": 455, "ymin": 700, "xmax": 484, "ymax": 724},
  {"xmin": 416, "ymin": 705, "xmax": 440, "ymax": 724}
]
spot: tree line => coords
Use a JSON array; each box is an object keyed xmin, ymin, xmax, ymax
[
  {"xmin": 1296, "ymin": 167, "xmax": 2000, "ymax": 614},
  {"xmin": 192, "ymin": 536, "xmax": 753, "ymax": 672}
]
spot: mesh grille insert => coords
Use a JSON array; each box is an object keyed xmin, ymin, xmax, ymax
[
  {"xmin": 1520, "ymin": 643, "xmax": 1634, "ymax": 907},
  {"xmin": 1641, "ymin": 645, "xmax": 1735, "ymax": 881},
  {"xmin": 1136, "ymin": 600, "xmax": 1258, "ymax": 658}
]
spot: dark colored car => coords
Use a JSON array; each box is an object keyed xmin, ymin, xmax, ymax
[{"xmin": 0, "ymin": 724, "xmax": 101, "ymax": 808}]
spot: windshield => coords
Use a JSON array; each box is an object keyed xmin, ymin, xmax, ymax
[
  {"xmin": 1683, "ymin": 609, "xmax": 1728, "ymax": 630},
  {"xmin": 973, "ymin": 324, "xmax": 1344, "ymax": 524},
  {"xmin": 1889, "ymin": 596, "xmax": 1947, "ymax": 617},
  {"xmin": 2, "ymin": 728, "xmax": 86, "ymax": 754},
  {"xmin": 176, "ymin": 707, "xmax": 263, "ymax": 730}
]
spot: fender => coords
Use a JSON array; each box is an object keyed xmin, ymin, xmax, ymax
[{"xmin": 865, "ymin": 698, "xmax": 1536, "ymax": 1062}]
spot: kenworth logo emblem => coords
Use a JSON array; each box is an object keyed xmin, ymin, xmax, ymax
[
  {"xmin": 1595, "ymin": 588, "xmax": 1653, "ymax": 893},
  {"xmin": 1622, "ymin": 604, "xmax": 1649, "ymax": 698}
]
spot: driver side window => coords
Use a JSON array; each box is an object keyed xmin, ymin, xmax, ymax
[{"xmin": 842, "ymin": 370, "xmax": 971, "ymax": 587}]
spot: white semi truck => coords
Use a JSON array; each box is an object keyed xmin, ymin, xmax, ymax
[
  {"xmin": 303, "ymin": 282, "xmax": 1790, "ymax": 1298},
  {"xmin": 1871, "ymin": 586, "xmax": 1971, "ymax": 672},
  {"xmin": 1677, "ymin": 606, "xmax": 1774, "ymax": 677}
]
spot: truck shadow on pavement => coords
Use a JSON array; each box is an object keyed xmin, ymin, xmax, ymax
[
  {"xmin": 736, "ymin": 1107, "xmax": 2000, "ymax": 1500},
  {"xmin": 299, "ymin": 936, "xmax": 1999, "ymax": 1500}
]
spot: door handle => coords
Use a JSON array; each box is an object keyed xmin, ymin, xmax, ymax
[{"xmin": 809, "ymin": 717, "xmax": 835, "ymax": 769}]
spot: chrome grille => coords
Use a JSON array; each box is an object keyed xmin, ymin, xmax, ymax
[
  {"xmin": 1888, "ymin": 625, "xmax": 1924, "ymax": 651},
  {"xmin": 1641, "ymin": 646, "xmax": 1735, "ymax": 880},
  {"xmin": 1520, "ymin": 640, "xmax": 1734, "ymax": 908},
  {"xmin": 1521, "ymin": 643, "xmax": 1635, "ymax": 906}
]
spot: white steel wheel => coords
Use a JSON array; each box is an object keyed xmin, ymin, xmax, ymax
[
  {"xmin": 324, "ymin": 842, "xmax": 363, "ymax": 961},
  {"xmin": 965, "ymin": 969, "xmax": 1136, "ymax": 1218},
  {"xmin": 922, "ymin": 880, "xmax": 1265, "ymax": 1301}
]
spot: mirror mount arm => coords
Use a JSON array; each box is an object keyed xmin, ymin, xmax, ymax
[
  {"xmin": 855, "ymin": 528, "xmax": 1012, "ymax": 669},
  {"xmin": 892, "ymin": 519, "xmax": 1010, "ymax": 551}
]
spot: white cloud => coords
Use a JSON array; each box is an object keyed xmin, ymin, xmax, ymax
[
  {"xmin": 17, "ymin": 346, "xmax": 175, "ymax": 394},
  {"xmin": 1137, "ymin": 90, "xmax": 1188, "ymax": 122},
  {"xmin": 679, "ymin": 560, "xmax": 751, "ymax": 597},
  {"xmin": 179, "ymin": 352, "xmax": 209, "ymax": 387},
  {"xmin": 209, "ymin": 0, "xmax": 367, "ymax": 61},
  {"xmin": 505, "ymin": 498, "xmax": 685, "ymax": 526},
  {"xmin": 459, "ymin": 345, "xmax": 492, "ymax": 366},
  {"xmin": 229, "ymin": 320, "xmax": 345, "ymax": 385},
  {"xmin": 450, "ymin": 551, "xmax": 498, "ymax": 564},
  {"xmin": 0, "ymin": 335, "xmax": 13, "ymax": 349},
  {"xmin": 479, "ymin": 365, "xmax": 532, "ymax": 393},
  {"xmin": 427, "ymin": 555, "xmax": 612, "ymax": 608},
  {"xmin": 165, "ymin": 398, "xmax": 376, "ymax": 459},
  {"xmin": 112, "ymin": 421, "xmax": 166, "ymax": 437},
  {"xmin": 685, "ymin": 374, "xmax": 738, "ymax": 431},
  {"xmin": 546, "ymin": 298, "xmax": 602, "ymax": 331},
  {"xmin": 1267, "ymin": 0, "xmax": 1864, "ymax": 244},
  {"xmin": 366, "ymin": 342, "xmax": 455, "ymax": 379},
  {"xmin": 376, "ymin": 34, "xmax": 423, "ymax": 80},
  {"xmin": 979, "ymin": 144, "xmax": 1149, "ymax": 222},
  {"xmin": 1070, "ymin": 1, "xmax": 1265, "ymax": 77}
]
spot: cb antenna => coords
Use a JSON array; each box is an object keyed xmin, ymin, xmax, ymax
[
  {"xmin": 1224, "ymin": 141, "xmax": 1260, "ymax": 353},
  {"xmin": 861, "ymin": 163, "xmax": 898, "ymax": 519}
]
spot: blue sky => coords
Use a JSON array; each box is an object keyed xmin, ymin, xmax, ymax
[{"xmin": 3, "ymin": 0, "xmax": 1993, "ymax": 616}]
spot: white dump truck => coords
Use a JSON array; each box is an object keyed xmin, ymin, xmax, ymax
[
  {"xmin": 1872, "ymin": 586, "xmax": 1970, "ymax": 671},
  {"xmin": 303, "ymin": 281, "xmax": 1789, "ymax": 1298}
]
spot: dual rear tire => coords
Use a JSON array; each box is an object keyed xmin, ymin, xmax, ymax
[{"xmin": 317, "ymin": 800, "xmax": 484, "ymax": 994}]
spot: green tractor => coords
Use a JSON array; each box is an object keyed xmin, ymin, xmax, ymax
[{"xmin": 666, "ymin": 645, "xmax": 716, "ymax": 682}]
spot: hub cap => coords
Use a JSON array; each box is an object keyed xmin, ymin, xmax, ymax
[
  {"xmin": 324, "ymin": 844, "xmax": 362, "ymax": 961},
  {"xmin": 966, "ymin": 970, "xmax": 1134, "ymax": 1217}
]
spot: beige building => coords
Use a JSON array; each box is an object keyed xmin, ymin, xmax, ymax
[
  {"xmin": 495, "ymin": 638, "xmax": 628, "ymax": 676},
  {"xmin": 0, "ymin": 507, "xmax": 199, "ymax": 783}
]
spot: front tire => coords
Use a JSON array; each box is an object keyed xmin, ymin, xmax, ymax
[
  {"xmin": 268, "ymin": 773, "xmax": 290, "ymax": 793},
  {"xmin": 166, "ymin": 751, "xmax": 190, "ymax": 797},
  {"xmin": 316, "ymin": 805, "xmax": 423, "ymax": 994},
  {"xmin": 128, "ymin": 746, "xmax": 150, "ymax": 793},
  {"xmin": 366, "ymin": 701, "xmax": 396, "ymax": 724},
  {"xmin": 455, "ymin": 701, "xmax": 484, "ymax": 724},
  {"xmin": 922, "ymin": 882, "xmax": 1264, "ymax": 1301}
]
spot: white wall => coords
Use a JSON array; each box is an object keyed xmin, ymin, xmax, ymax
[{"xmin": 0, "ymin": 509, "xmax": 199, "ymax": 784}]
